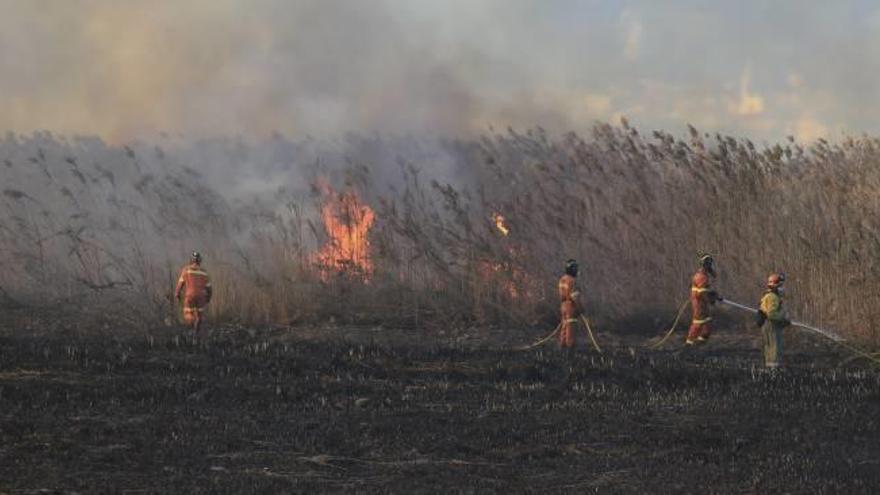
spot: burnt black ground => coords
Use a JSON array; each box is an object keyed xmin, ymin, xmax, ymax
[{"xmin": 0, "ymin": 309, "xmax": 878, "ymax": 493}]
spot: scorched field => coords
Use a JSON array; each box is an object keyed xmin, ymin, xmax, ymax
[{"xmin": 1, "ymin": 309, "xmax": 877, "ymax": 494}]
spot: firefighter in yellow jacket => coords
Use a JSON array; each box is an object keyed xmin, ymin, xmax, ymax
[
  {"xmin": 175, "ymin": 251, "xmax": 212, "ymax": 333},
  {"xmin": 756, "ymin": 272, "xmax": 791, "ymax": 368}
]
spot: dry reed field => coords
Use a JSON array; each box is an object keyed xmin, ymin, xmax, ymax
[
  {"xmin": 1, "ymin": 125, "xmax": 879, "ymax": 492},
  {"xmin": 1, "ymin": 124, "xmax": 879, "ymax": 344}
]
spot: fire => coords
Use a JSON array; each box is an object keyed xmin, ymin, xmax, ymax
[
  {"xmin": 478, "ymin": 258, "xmax": 523, "ymax": 299},
  {"xmin": 482, "ymin": 212, "xmax": 537, "ymax": 300},
  {"xmin": 492, "ymin": 212, "xmax": 510, "ymax": 236},
  {"xmin": 314, "ymin": 182, "xmax": 375, "ymax": 281}
]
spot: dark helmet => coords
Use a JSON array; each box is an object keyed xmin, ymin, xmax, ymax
[
  {"xmin": 697, "ymin": 252, "xmax": 716, "ymax": 274},
  {"xmin": 190, "ymin": 251, "xmax": 202, "ymax": 264},
  {"xmin": 697, "ymin": 252, "xmax": 714, "ymax": 267},
  {"xmin": 565, "ymin": 259, "xmax": 579, "ymax": 277}
]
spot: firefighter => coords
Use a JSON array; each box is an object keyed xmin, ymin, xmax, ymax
[
  {"xmin": 686, "ymin": 253, "xmax": 722, "ymax": 345},
  {"xmin": 756, "ymin": 272, "xmax": 791, "ymax": 368},
  {"xmin": 558, "ymin": 259, "xmax": 581, "ymax": 350},
  {"xmin": 175, "ymin": 251, "xmax": 212, "ymax": 334}
]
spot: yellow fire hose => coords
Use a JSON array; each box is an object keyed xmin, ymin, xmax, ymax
[
  {"xmin": 650, "ymin": 300, "xmax": 690, "ymax": 349},
  {"xmin": 514, "ymin": 297, "xmax": 878, "ymax": 367},
  {"xmin": 513, "ymin": 323, "xmax": 561, "ymax": 351},
  {"xmin": 581, "ymin": 315, "xmax": 603, "ymax": 353},
  {"xmin": 513, "ymin": 315, "xmax": 603, "ymax": 353}
]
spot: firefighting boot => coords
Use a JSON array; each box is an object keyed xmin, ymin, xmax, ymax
[{"xmin": 191, "ymin": 315, "xmax": 202, "ymax": 343}]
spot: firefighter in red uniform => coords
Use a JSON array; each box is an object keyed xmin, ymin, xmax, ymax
[
  {"xmin": 558, "ymin": 259, "xmax": 581, "ymax": 350},
  {"xmin": 175, "ymin": 251, "xmax": 212, "ymax": 334},
  {"xmin": 686, "ymin": 253, "xmax": 722, "ymax": 345}
]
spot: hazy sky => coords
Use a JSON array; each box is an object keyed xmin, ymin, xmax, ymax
[{"xmin": 1, "ymin": 0, "xmax": 877, "ymax": 142}]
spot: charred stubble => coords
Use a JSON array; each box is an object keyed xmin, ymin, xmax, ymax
[{"xmin": 0, "ymin": 317, "xmax": 877, "ymax": 493}]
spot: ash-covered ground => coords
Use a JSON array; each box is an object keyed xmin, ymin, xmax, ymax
[{"xmin": 1, "ymin": 308, "xmax": 878, "ymax": 493}]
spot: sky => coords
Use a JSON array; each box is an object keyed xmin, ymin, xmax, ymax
[{"xmin": 0, "ymin": 0, "xmax": 878, "ymax": 143}]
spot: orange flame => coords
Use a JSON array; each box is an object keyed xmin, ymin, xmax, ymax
[
  {"xmin": 478, "ymin": 259, "xmax": 521, "ymax": 299},
  {"xmin": 314, "ymin": 182, "xmax": 375, "ymax": 281},
  {"xmin": 492, "ymin": 212, "xmax": 510, "ymax": 236}
]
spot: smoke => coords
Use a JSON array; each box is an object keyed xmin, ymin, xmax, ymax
[
  {"xmin": 0, "ymin": 0, "xmax": 536, "ymax": 140},
  {"xmin": 1, "ymin": 1, "xmax": 878, "ymax": 143},
  {"xmin": 0, "ymin": 0, "xmax": 650, "ymax": 142}
]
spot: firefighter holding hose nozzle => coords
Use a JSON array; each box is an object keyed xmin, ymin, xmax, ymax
[
  {"xmin": 755, "ymin": 272, "xmax": 791, "ymax": 368},
  {"xmin": 686, "ymin": 253, "xmax": 723, "ymax": 345},
  {"xmin": 175, "ymin": 251, "xmax": 212, "ymax": 335}
]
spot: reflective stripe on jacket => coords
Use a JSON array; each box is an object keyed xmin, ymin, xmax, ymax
[
  {"xmin": 690, "ymin": 268, "xmax": 713, "ymax": 324},
  {"xmin": 558, "ymin": 274, "xmax": 579, "ymax": 303},
  {"xmin": 175, "ymin": 263, "xmax": 212, "ymax": 301}
]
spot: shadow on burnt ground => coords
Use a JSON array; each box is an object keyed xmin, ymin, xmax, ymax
[{"xmin": 0, "ymin": 310, "xmax": 878, "ymax": 493}]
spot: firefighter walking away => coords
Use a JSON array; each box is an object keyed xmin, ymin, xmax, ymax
[
  {"xmin": 175, "ymin": 251, "xmax": 212, "ymax": 335},
  {"xmin": 687, "ymin": 253, "xmax": 723, "ymax": 345},
  {"xmin": 558, "ymin": 259, "xmax": 581, "ymax": 351},
  {"xmin": 755, "ymin": 272, "xmax": 791, "ymax": 368}
]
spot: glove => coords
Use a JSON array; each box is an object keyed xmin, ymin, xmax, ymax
[
  {"xmin": 782, "ymin": 318, "xmax": 792, "ymax": 328},
  {"xmin": 754, "ymin": 310, "xmax": 767, "ymax": 328}
]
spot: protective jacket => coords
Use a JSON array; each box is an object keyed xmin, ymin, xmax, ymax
[
  {"xmin": 175, "ymin": 263, "xmax": 212, "ymax": 325},
  {"xmin": 687, "ymin": 268, "xmax": 718, "ymax": 342},
  {"xmin": 760, "ymin": 291, "xmax": 788, "ymax": 326},
  {"xmin": 759, "ymin": 290, "xmax": 790, "ymax": 368},
  {"xmin": 558, "ymin": 274, "xmax": 580, "ymax": 348}
]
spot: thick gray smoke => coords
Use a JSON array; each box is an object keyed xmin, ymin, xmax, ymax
[
  {"xmin": 0, "ymin": 0, "xmax": 588, "ymax": 140},
  {"xmin": 2, "ymin": 1, "xmax": 875, "ymax": 142}
]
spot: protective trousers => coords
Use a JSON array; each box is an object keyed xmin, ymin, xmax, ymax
[
  {"xmin": 182, "ymin": 294, "xmax": 207, "ymax": 329},
  {"xmin": 761, "ymin": 323, "xmax": 784, "ymax": 368},
  {"xmin": 687, "ymin": 299, "xmax": 712, "ymax": 341},
  {"xmin": 559, "ymin": 301, "xmax": 577, "ymax": 349}
]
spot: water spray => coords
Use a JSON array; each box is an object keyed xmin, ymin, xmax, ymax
[
  {"xmin": 720, "ymin": 299, "xmax": 845, "ymax": 342},
  {"xmin": 722, "ymin": 299, "xmax": 880, "ymax": 366}
]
